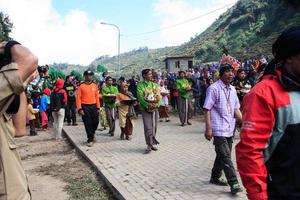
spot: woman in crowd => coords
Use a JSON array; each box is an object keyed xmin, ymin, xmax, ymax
[
  {"xmin": 117, "ymin": 82, "xmax": 136, "ymax": 140},
  {"xmin": 233, "ymin": 69, "xmax": 252, "ymax": 106},
  {"xmin": 51, "ymin": 79, "xmax": 67, "ymax": 140}
]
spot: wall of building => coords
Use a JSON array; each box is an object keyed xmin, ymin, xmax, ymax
[{"xmin": 166, "ymin": 58, "xmax": 192, "ymax": 73}]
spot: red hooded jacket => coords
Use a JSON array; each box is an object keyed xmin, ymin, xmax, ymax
[
  {"xmin": 236, "ymin": 70, "xmax": 300, "ymax": 200},
  {"xmin": 53, "ymin": 79, "xmax": 67, "ymax": 105}
]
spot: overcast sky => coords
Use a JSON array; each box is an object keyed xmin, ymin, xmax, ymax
[{"xmin": 1, "ymin": 0, "xmax": 237, "ymax": 65}]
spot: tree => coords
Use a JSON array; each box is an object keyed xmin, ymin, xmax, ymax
[
  {"xmin": 48, "ymin": 67, "xmax": 66, "ymax": 81},
  {"xmin": 0, "ymin": 12, "xmax": 13, "ymax": 40},
  {"xmin": 56, "ymin": 69, "xmax": 66, "ymax": 80},
  {"xmin": 70, "ymin": 70, "xmax": 83, "ymax": 81},
  {"xmin": 96, "ymin": 64, "xmax": 107, "ymax": 73}
]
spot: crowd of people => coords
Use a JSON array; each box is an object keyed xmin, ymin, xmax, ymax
[
  {"xmin": 18, "ymin": 41, "xmax": 271, "ymax": 196},
  {"xmin": 1, "ymin": 26, "xmax": 300, "ymax": 200}
]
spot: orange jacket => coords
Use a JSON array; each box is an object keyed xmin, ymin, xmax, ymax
[{"xmin": 76, "ymin": 81, "xmax": 100, "ymax": 110}]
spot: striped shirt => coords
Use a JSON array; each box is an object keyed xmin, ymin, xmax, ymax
[{"xmin": 203, "ymin": 79, "xmax": 240, "ymax": 137}]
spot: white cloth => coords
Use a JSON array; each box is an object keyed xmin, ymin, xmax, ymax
[{"xmin": 160, "ymin": 86, "xmax": 169, "ymax": 106}]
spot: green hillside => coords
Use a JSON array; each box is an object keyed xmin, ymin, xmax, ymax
[
  {"xmin": 176, "ymin": 0, "xmax": 300, "ymax": 62},
  {"xmin": 91, "ymin": 46, "xmax": 179, "ymax": 77},
  {"xmin": 92, "ymin": 0, "xmax": 300, "ymax": 77}
]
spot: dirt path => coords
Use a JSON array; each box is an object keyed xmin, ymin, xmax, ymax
[{"xmin": 15, "ymin": 128, "xmax": 114, "ymax": 200}]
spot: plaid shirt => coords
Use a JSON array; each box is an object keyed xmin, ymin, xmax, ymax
[{"xmin": 203, "ymin": 79, "xmax": 240, "ymax": 137}]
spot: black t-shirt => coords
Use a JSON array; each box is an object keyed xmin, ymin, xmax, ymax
[{"xmin": 64, "ymin": 83, "xmax": 76, "ymax": 102}]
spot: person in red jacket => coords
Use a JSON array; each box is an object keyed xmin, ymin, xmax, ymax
[
  {"xmin": 51, "ymin": 79, "xmax": 67, "ymax": 140},
  {"xmin": 236, "ymin": 26, "xmax": 300, "ymax": 200}
]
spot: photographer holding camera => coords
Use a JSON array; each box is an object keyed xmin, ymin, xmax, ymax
[
  {"xmin": 31, "ymin": 64, "xmax": 53, "ymax": 91},
  {"xmin": 0, "ymin": 40, "xmax": 38, "ymax": 199}
]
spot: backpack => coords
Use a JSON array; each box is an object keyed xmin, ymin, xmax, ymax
[{"xmin": 50, "ymin": 89, "xmax": 62, "ymax": 112}]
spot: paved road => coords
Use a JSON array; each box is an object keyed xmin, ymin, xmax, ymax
[{"xmin": 64, "ymin": 115, "xmax": 247, "ymax": 200}]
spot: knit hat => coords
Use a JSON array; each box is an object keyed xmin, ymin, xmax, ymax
[
  {"xmin": 263, "ymin": 26, "xmax": 300, "ymax": 76},
  {"xmin": 273, "ymin": 26, "xmax": 300, "ymax": 62}
]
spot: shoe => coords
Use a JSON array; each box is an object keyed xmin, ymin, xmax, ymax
[
  {"xmin": 230, "ymin": 183, "xmax": 243, "ymax": 194},
  {"xmin": 165, "ymin": 119, "xmax": 170, "ymax": 122},
  {"xmin": 144, "ymin": 146, "xmax": 152, "ymax": 154},
  {"xmin": 120, "ymin": 133, "xmax": 125, "ymax": 140},
  {"xmin": 67, "ymin": 122, "xmax": 71, "ymax": 126},
  {"xmin": 72, "ymin": 123, "xmax": 78, "ymax": 126},
  {"xmin": 126, "ymin": 136, "xmax": 132, "ymax": 140},
  {"xmin": 210, "ymin": 178, "xmax": 228, "ymax": 186},
  {"xmin": 87, "ymin": 142, "xmax": 93, "ymax": 147},
  {"xmin": 187, "ymin": 121, "xmax": 192, "ymax": 125},
  {"xmin": 181, "ymin": 123, "xmax": 185, "ymax": 127},
  {"xmin": 151, "ymin": 146, "xmax": 158, "ymax": 151},
  {"xmin": 110, "ymin": 133, "xmax": 114, "ymax": 137},
  {"xmin": 159, "ymin": 119, "xmax": 163, "ymax": 122}
]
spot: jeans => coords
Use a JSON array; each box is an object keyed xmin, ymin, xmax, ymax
[
  {"xmin": 52, "ymin": 108, "xmax": 65, "ymax": 139},
  {"xmin": 66, "ymin": 101, "xmax": 76, "ymax": 123}
]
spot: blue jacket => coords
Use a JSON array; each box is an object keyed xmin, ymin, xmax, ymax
[{"xmin": 39, "ymin": 95, "xmax": 48, "ymax": 112}]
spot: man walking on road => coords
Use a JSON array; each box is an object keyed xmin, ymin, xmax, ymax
[
  {"xmin": 236, "ymin": 27, "xmax": 300, "ymax": 200},
  {"xmin": 64, "ymin": 75, "xmax": 77, "ymax": 126},
  {"xmin": 137, "ymin": 69, "xmax": 161, "ymax": 154},
  {"xmin": 102, "ymin": 76, "xmax": 119, "ymax": 137},
  {"xmin": 176, "ymin": 71, "xmax": 193, "ymax": 126},
  {"xmin": 203, "ymin": 64, "xmax": 243, "ymax": 194},
  {"xmin": 76, "ymin": 70, "xmax": 100, "ymax": 147}
]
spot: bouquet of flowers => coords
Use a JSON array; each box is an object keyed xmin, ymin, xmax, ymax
[{"xmin": 144, "ymin": 88, "xmax": 160, "ymax": 112}]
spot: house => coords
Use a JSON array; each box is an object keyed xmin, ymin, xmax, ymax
[{"xmin": 164, "ymin": 56, "xmax": 194, "ymax": 73}]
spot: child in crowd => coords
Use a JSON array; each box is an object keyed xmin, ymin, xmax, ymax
[
  {"xmin": 39, "ymin": 89, "xmax": 49, "ymax": 130},
  {"xmin": 27, "ymin": 98, "xmax": 38, "ymax": 136}
]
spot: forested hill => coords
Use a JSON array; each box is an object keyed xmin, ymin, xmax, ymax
[
  {"xmin": 92, "ymin": 0, "xmax": 300, "ymax": 77},
  {"xmin": 175, "ymin": 0, "xmax": 300, "ymax": 62}
]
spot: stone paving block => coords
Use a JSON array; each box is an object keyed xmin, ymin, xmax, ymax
[{"xmin": 64, "ymin": 116, "xmax": 247, "ymax": 200}]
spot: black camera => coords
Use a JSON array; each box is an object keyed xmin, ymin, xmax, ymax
[{"xmin": 37, "ymin": 65, "xmax": 49, "ymax": 73}]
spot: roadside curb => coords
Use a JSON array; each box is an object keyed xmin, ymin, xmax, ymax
[{"xmin": 63, "ymin": 129, "xmax": 135, "ymax": 200}]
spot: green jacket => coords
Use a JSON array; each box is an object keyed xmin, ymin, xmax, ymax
[
  {"xmin": 101, "ymin": 85, "xmax": 119, "ymax": 108},
  {"xmin": 137, "ymin": 81, "xmax": 160, "ymax": 111},
  {"xmin": 176, "ymin": 78, "xmax": 192, "ymax": 99}
]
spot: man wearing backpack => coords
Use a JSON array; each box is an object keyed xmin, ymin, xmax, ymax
[
  {"xmin": 51, "ymin": 79, "xmax": 67, "ymax": 140},
  {"xmin": 76, "ymin": 70, "xmax": 100, "ymax": 147}
]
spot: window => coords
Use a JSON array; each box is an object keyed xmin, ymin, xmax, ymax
[
  {"xmin": 175, "ymin": 61, "xmax": 180, "ymax": 68},
  {"xmin": 188, "ymin": 60, "xmax": 193, "ymax": 68}
]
